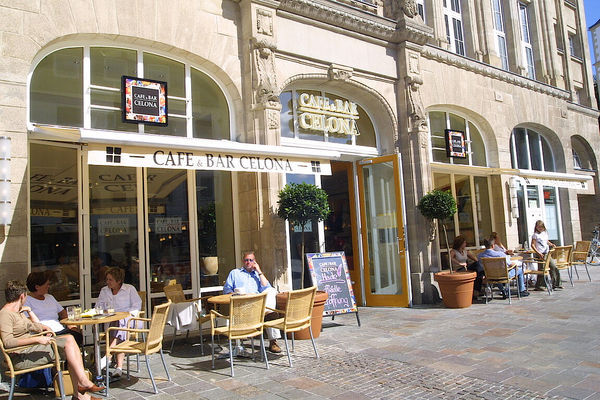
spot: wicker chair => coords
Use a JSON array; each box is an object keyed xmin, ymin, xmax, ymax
[
  {"xmin": 0, "ymin": 332, "xmax": 66, "ymax": 400},
  {"xmin": 210, "ymin": 292, "xmax": 269, "ymax": 377},
  {"xmin": 163, "ymin": 282, "xmax": 211, "ymax": 354},
  {"xmin": 264, "ymin": 286, "xmax": 319, "ymax": 367},
  {"xmin": 522, "ymin": 250, "xmax": 554, "ymax": 295},
  {"xmin": 126, "ymin": 290, "xmax": 148, "ymax": 372},
  {"xmin": 571, "ymin": 241, "xmax": 592, "ymax": 282},
  {"xmin": 553, "ymin": 245, "xmax": 573, "ymax": 286},
  {"xmin": 481, "ymin": 257, "xmax": 521, "ymax": 304},
  {"xmin": 105, "ymin": 300, "xmax": 172, "ymax": 395}
]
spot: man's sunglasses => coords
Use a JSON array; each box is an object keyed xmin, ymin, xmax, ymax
[{"xmin": 244, "ymin": 258, "xmax": 255, "ymax": 262}]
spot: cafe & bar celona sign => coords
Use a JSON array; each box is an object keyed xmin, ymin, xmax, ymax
[{"xmin": 296, "ymin": 92, "xmax": 360, "ymax": 136}]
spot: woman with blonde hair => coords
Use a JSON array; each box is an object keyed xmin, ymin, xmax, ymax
[{"xmin": 531, "ymin": 220, "xmax": 561, "ymax": 289}]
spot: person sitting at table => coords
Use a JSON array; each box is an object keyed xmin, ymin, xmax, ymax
[
  {"xmin": 478, "ymin": 238, "xmax": 529, "ymax": 299},
  {"xmin": 97, "ymin": 267, "xmax": 141, "ymax": 379},
  {"xmin": 449, "ymin": 235, "xmax": 484, "ymax": 299},
  {"xmin": 0, "ymin": 281, "xmax": 103, "ymax": 399},
  {"xmin": 223, "ymin": 251, "xmax": 282, "ymax": 353},
  {"xmin": 24, "ymin": 271, "xmax": 83, "ymax": 346},
  {"xmin": 489, "ymin": 232, "xmax": 514, "ymax": 255},
  {"xmin": 531, "ymin": 220, "xmax": 561, "ymax": 290}
]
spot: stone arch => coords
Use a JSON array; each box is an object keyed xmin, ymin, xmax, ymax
[
  {"xmin": 279, "ymin": 74, "xmax": 398, "ymax": 153},
  {"xmin": 571, "ymin": 135, "xmax": 597, "ymax": 171},
  {"xmin": 426, "ymin": 104, "xmax": 499, "ymax": 167},
  {"xmin": 28, "ymin": 33, "xmax": 243, "ymax": 134},
  {"xmin": 512, "ymin": 123, "xmax": 566, "ymax": 173}
]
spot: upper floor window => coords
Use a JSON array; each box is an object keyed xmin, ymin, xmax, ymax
[
  {"xmin": 510, "ymin": 128, "xmax": 555, "ymax": 172},
  {"xmin": 568, "ymin": 33, "xmax": 582, "ymax": 59},
  {"xmin": 428, "ymin": 111, "xmax": 487, "ymax": 167},
  {"xmin": 416, "ymin": 0, "xmax": 425, "ymax": 21},
  {"xmin": 30, "ymin": 46, "xmax": 230, "ymax": 140},
  {"xmin": 492, "ymin": 0, "xmax": 509, "ymax": 70},
  {"xmin": 519, "ymin": 3, "xmax": 536, "ymax": 79},
  {"xmin": 443, "ymin": 0, "xmax": 465, "ymax": 56},
  {"xmin": 279, "ymin": 89, "xmax": 377, "ymax": 148}
]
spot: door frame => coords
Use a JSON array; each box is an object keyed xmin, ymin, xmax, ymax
[{"xmin": 357, "ymin": 154, "xmax": 410, "ymax": 307}]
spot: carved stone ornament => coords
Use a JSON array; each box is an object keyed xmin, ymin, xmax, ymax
[
  {"xmin": 405, "ymin": 75, "xmax": 427, "ymax": 132},
  {"xmin": 328, "ymin": 64, "xmax": 353, "ymax": 81},
  {"xmin": 252, "ymin": 39, "xmax": 279, "ymax": 105},
  {"xmin": 256, "ymin": 9, "xmax": 273, "ymax": 37},
  {"xmin": 267, "ymin": 108, "xmax": 280, "ymax": 129},
  {"xmin": 401, "ymin": 0, "xmax": 419, "ymax": 18}
]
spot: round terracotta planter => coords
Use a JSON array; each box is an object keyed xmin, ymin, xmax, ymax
[
  {"xmin": 434, "ymin": 270, "xmax": 476, "ymax": 308},
  {"xmin": 275, "ymin": 290, "xmax": 328, "ymax": 340}
]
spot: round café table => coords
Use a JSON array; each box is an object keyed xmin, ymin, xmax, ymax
[
  {"xmin": 207, "ymin": 293, "xmax": 254, "ymax": 358},
  {"xmin": 207, "ymin": 293, "xmax": 233, "ymax": 305},
  {"xmin": 60, "ymin": 311, "xmax": 129, "ymax": 381}
]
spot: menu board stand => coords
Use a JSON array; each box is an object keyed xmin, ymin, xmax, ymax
[{"xmin": 306, "ymin": 251, "xmax": 360, "ymax": 327}]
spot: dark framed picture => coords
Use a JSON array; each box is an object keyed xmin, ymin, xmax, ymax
[
  {"xmin": 121, "ymin": 76, "xmax": 168, "ymax": 126},
  {"xmin": 445, "ymin": 129, "xmax": 467, "ymax": 158}
]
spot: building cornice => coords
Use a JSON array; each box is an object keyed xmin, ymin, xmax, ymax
[
  {"xmin": 422, "ymin": 46, "xmax": 571, "ymax": 101},
  {"xmin": 567, "ymin": 102, "xmax": 600, "ymax": 118}
]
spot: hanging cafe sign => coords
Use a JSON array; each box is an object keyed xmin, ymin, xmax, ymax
[
  {"xmin": 87, "ymin": 144, "xmax": 332, "ymax": 175},
  {"xmin": 122, "ymin": 76, "xmax": 168, "ymax": 126},
  {"xmin": 296, "ymin": 92, "xmax": 360, "ymax": 136}
]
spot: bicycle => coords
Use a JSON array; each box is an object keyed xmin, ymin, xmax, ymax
[{"xmin": 588, "ymin": 226, "xmax": 600, "ymax": 266}]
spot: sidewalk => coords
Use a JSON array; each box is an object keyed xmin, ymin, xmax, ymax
[{"xmin": 3, "ymin": 266, "xmax": 599, "ymax": 400}]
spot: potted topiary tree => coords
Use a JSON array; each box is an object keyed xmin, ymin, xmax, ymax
[
  {"xmin": 198, "ymin": 203, "xmax": 218, "ymax": 275},
  {"xmin": 417, "ymin": 190, "xmax": 476, "ymax": 308}
]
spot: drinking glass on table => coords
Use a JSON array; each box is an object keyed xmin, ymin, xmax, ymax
[
  {"xmin": 73, "ymin": 306, "xmax": 82, "ymax": 320},
  {"xmin": 66, "ymin": 306, "xmax": 75, "ymax": 320},
  {"xmin": 95, "ymin": 302, "xmax": 104, "ymax": 315}
]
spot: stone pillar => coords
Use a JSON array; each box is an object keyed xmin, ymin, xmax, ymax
[{"xmin": 394, "ymin": 2, "xmax": 437, "ymax": 305}]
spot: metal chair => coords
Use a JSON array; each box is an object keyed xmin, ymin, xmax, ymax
[
  {"xmin": 481, "ymin": 257, "xmax": 521, "ymax": 304},
  {"xmin": 553, "ymin": 245, "xmax": 573, "ymax": 286},
  {"xmin": 264, "ymin": 286, "xmax": 319, "ymax": 367},
  {"xmin": 210, "ymin": 292, "xmax": 269, "ymax": 377},
  {"xmin": 571, "ymin": 241, "xmax": 592, "ymax": 282},
  {"xmin": 522, "ymin": 250, "xmax": 554, "ymax": 295},
  {"xmin": 0, "ymin": 332, "xmax": 66, "ymax": 400},
  {"xmin": 105, "ymin": 301, "xmax": 172, "ymax": 395}
]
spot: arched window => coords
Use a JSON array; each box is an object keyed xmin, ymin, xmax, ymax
[
  {"xmin": 571, "ymin": 136, "xmax": 596, "ymax": 171},
  {"xmin": 428, "ymin": 111, "xmax": 487, "ymax": 167},
  {"xmin": 510, "ymin": 128, "xmax": 555, "ymax": 172},
  {"xmin": 30, "ymin": 46, "xmax": 230, "ymax": 140}
]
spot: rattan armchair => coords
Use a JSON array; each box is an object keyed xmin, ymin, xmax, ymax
[
  {"xmin": 105, "ymin": 300, "xmax": 172, "ymax": 395},
  {"xmin": 522, "ymin": 250, "xmax": 554, "ymax": 295},
  {"xmin": 571, "ymin": 241, "xmax": 592, "ymax": 282},
  {"xmin": 553, "ymin": 245, "xmax": 573, "ymax": 286},
  {"xmin": 0, "ymin": 331, "xmax": 66, "ymax": 400},
  {"xmin": 264, "ymin": 286, "xmax": 319, "ymax": 367},
  {"xmin": 210, "ymin": 292, "xmax": 269, "ymax": 377},
  {"xmin": 481, "ymin": 257, "xmax": 521, "ymax": 304},
  {"xmin": 163, "ymin": 282, "xmax": 211, "ymax": 353}
]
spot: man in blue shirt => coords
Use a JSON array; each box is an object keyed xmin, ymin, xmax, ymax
[
  {"xmin": 223, "ymin": 251, "xmax": 282, "ymax": 353},
  {"xmin": 478, "ymin": 238, "xmax": 529, "ymax": 298}
]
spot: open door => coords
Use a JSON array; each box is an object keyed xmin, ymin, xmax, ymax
[{"xmin": 357, "ymin": 154, "xmax": 409, "ymax": 307}]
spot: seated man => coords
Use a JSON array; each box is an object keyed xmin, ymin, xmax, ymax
[
  {"xmin": 223, "ymin": 251, "xmax": 282, "ymax": 353},
  {"xmin": 478, "ymin": 238, "xmax": 529, "ymax": 298}
]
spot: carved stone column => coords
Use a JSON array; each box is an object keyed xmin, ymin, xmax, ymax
[{"xmin": 394, "ymin": 1, "xmax": 437, "ymax": 305}]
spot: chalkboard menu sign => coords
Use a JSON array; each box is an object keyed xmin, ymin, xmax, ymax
[{"xmin": 306, "ymin": 252, "xmax": 359, "ymax": 323}]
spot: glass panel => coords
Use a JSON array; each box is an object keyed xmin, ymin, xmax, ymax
[
  {"xmin": 473, "ymin": 176, "xmax": 492, "ymax": 245},
  {"xmin": 453, "ymin": 18, "xmax": 465, "ymax": 55},
  {"xmin": 469, "ymin": 122, "xmax": 486, "ymax": 166},
  {"xmin": 433, "ymin": 173, "xmax": 455, "ymax": 256},
  {"xmin": 91, "ymin": 108, "xmax": 138, "ymax": 132},
  {"xmin": 296, "ymin": 90, "xmax": 325, "ymax": 142},
  {"xmin": 143, "ymin": 53, "xmax": 185, "ymax": 98},
  {"xmin": 498, "ymin": 36, "xmax": 509, "ymax": 70},
  {"xmin": 280, "ymin": 91, "xmax": 294, "ymax": 138},
  {"xmin": 144, "ymin": 116, "xmax": 187, "ymax": 136},
  {"xmin": 91, "ymin": 88, "xmax": 121, "ymax": 108},
  {"xmin": 516, "ymin": 184, "xmax": 528, "ymax": 244},
  {"xmin": 355, "ymin": 104, "xmax": 376, "ymax": 148},
  {"xmin": 30, "ymin": 47, "xmax": 83, "ymax": 127},
  {"xmin": 89, "ymin": 165, "xmax": 139, "ymax": 298},
  {"xmin": 90, "ymin": 47, "xmax": 136, "ymax": 88},
  {"xmin": 196, "ymin": 171, "xmax": 235, "ymax": 289},
  {"xmin": 324, "ymin": 92, "xmax": 353, "ymax": 145},
  {"xmin": 322, "ymin": 168, "xmax": 354, "ymax": 270},
  {"xmin": 191, "ymin": 68, "xmax": 230, "ymax": 140},
  {"xmin": 450, "ymin": 113, "xmax": 468, "ymax": 165},
  {"xmin": 429, "ymin": 111, "xmax": 450, "ymax": 163},
  {"xmin": 514, "ymin": 128, "xmax": 529, "ymax": 169},
  {"xmin": 30, "ymin": 144, "xmax": 80, "ymax": 302},
  {"xmin": 169, "ymin": 98, "xmax": 186, "ymax": 116},
  {"xmin": 147, "ymin": 169, "xmax": 191, "ymax": 292},
  {"xmin": 285, "ymin": 174, "xmax": 318, "ymax": 289},
  {"xmin": 527, "ymin": 185, "xmax": 539, "ymax": 208},
  {"xmin": 543, "ymin": 187, "xmax": 559, "ymax": 241},
  {"xmin": 541, "ymin": 137, "xmax": 555, "ymax": 172},
  {"xmin": 528, "ymin": 130, "xmax": 542, "ymax": 170},
  {"xmin": 455, "ymin": 175, "xmax": 475, "ymax": 246},
  {"xmin": 362, "ymin": 162, "xmax": 401, "ymax": 295}
]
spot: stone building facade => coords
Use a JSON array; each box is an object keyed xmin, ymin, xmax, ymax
[{"xmin": 0, "ymin": 0, "xmax": 598, "ymax": 309}]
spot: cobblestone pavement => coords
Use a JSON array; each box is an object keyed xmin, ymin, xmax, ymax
[{"xmin": 2, "ymin": 266, "xmax": 599, "ymax": 400}]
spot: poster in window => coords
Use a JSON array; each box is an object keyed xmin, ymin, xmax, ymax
[
  {"xmin": 445, "ymin": 129, "xmax": 467, "ymax": 158},
  {"xmin": 122, "ymin": 76, "xmax": 168, "ymax": 126}
]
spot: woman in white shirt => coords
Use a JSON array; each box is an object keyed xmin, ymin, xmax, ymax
[
  {"xmin": 97, "ymin": 267, "xmax": 141, "ymax": 378},
  {"xmin": 24, "ymin": 271, "xmax": 83, "ymax": 346},
  {"xmin": 531, "ymin": 220, "xmax": 561, "ymax": 289}
]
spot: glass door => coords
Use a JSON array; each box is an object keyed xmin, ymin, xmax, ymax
[{"xmin": 357, "ymin": 154, "xmax": 409, "ymax": 307}]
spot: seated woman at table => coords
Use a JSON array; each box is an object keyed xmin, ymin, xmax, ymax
[
  {"xmin": 97, "ymin": 267, "xmax": 141, "ymax": 378},
  {"xmin": 0, "ymin": 281, "xmax": 103, "ymax": 399},
  {"xmin": 449, "ymin": 235, "xmax": 484, "ymax": 298},
  {"xmin": 24, "ymin": 271, "xmax": 83, "ymax": 346}
]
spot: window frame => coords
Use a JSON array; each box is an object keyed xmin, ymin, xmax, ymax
[
  {"xmin": 519, "ymin": 3, "xmax": 536, "ymax": 79},
  {"xmin": 443, "ymin": 0, "xmax": 466, "ymax": 56},
  {"xmin": 510, "ymin": 128, "xmax": 555, "ymax": 172},
  {"xmin": 491, "ymin": 0, "xmax": 509, "ymax": 70}
]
